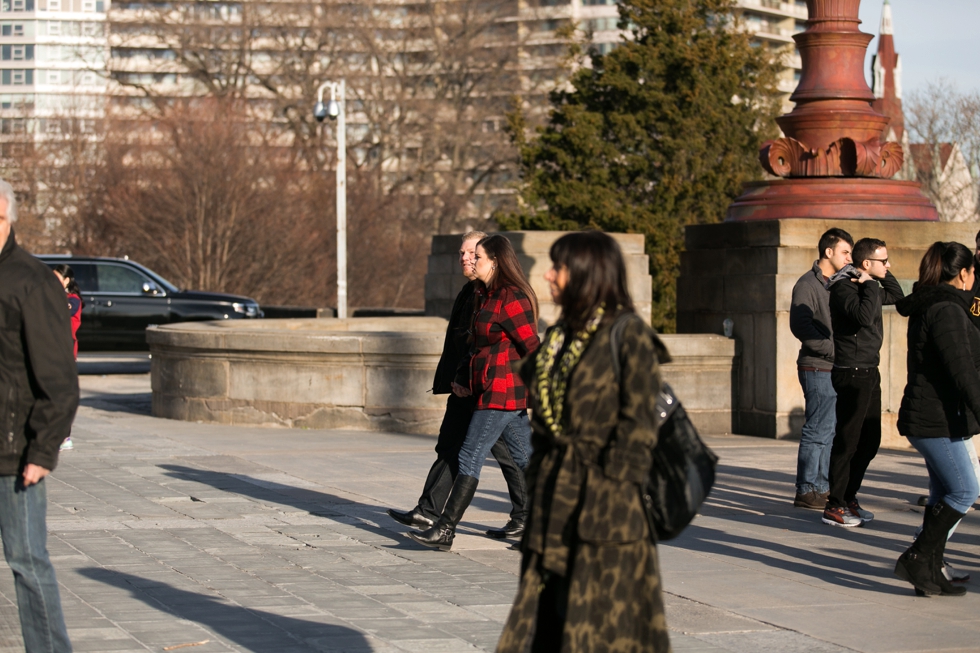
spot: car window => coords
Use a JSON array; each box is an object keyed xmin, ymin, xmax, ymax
[
  {"xmin": 69, "ymin": 263, "xmax": 97, "ymax": 294},
  {"xmin": 96, "ymin": 263, "xmax": 150, "ymax": 294}
]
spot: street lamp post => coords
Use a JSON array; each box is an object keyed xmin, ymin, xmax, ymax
[{"xmin": 314, "ymin": 79, "xmax": 348, "ymax": 319}]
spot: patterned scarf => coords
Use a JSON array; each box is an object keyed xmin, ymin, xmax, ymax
[{"xmin": 533, "ymin": 305, "xmax": 606, "ymax": 437}]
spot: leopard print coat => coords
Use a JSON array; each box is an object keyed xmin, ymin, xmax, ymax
[{"xmin": 496, "ymin": 314, "xmax": 672, "ymax": 653}]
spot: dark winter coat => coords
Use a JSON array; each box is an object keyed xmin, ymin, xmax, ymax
[
  {"xmin": 432, "ymin": 281, "xmax": 476, "ymax": 395},
  {"xmin": 790, "ymin": 261, "xmax": 834, "ymax": 370},
  {"xmin": 496, "ymin": 314, "xmax": 671, "ymax": 653},
  {"xmin": 829, "ymin": 268, "xmax": 904, "ymax": 369},
  {"xmin": 455, "ymin": 285, "xmax": 539, "ymax": 411},
  {"xmin": 896, "ymin": 284, "xmax": 980, "ymax": 439},
  {"xmin": 0, "ymin": 231, "xmax": 79, "ymax": 475}
]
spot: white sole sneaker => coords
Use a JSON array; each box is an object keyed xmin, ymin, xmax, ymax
[{"xmin": 822, "ymin": 513, "xmax": 862, "ymax": 528}]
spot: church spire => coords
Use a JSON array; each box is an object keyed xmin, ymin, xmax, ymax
[
  {"xmin": 871, "ymin": 0, "xmax": 904, "ymax": 141},
  {"xmin": 880, "ymin": 0, "xmax": 893, "ymax": 36}
]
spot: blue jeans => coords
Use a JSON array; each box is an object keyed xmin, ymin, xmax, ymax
[
  {"xmin": 908, "ymin": 436, "xmax": 980, "ymax": 514},
  {"xmin": 458, "ymin": 410, "xmax": 531, "ymax": 479},
  {"xmin": 0, "ymin": 477, "xmax": 71, "ymax": 652},
  {"xmin": 796, "ymin": 369, "xmax": 836, "ymax": 494}
]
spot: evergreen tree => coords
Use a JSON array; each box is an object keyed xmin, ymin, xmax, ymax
[{"xmin": 501, "ymin": 0, "xmax": 780, "ymax": 331}]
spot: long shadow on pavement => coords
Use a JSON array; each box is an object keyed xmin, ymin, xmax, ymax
[
  {"xmin": 156, "ymin": 464, "xmax": 505, "ymax": 551},
  {"xmin": 77, "ymin": 567, "xmax": 371, "ymax": 652},
  {"xmin": 670, "ymin": 523, "xmax": 912, "ymax": 596}
]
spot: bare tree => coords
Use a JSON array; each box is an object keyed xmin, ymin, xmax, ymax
[{"xmin": 905, "ymin": 80, "xmax": 980, "ymax": 222}]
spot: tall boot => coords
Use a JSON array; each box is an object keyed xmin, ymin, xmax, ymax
[
  {"xmin": 388, "ymin": 459, "xmax": 447, "ymax": 529},
  {"xmin": 487, "ymin": 438, "xmax": 527, "ymax": 538},
  {"xmin": 895, "ymin": 500, "xmax": 966, "ymax": 596},
  {"xmin": 930, "ymin": 501, "xmax": 968, "ymax": 597},
  {"xmin": 408, "ymin": 475, "xmax": 479, "ymax": 551}
]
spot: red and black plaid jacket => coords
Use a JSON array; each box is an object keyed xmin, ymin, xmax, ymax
[{"xmin": 460, "ymin": 285, "xmax": 540, "ymax": 411}]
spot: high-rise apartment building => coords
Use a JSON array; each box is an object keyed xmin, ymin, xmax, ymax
[
  {"xmin": 734, "ymin": 0, "xmax": 807, "ymax": 111},
  {"xmin": 0, "ymin": 0, "xmax": 108, "ymax": 159}
]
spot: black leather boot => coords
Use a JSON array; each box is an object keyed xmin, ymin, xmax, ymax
[
  {"xmin": 895, "ymin": 500, "xmax": 966, "ymax": 596},
  {"xmin": 387, "ymin": 506, "xmax": 434, "ymax": 529},
  {"xmin": 486, "ymin": 518, "xmax": 525, "ymax": 539},
  {"xmin": 418, "ymin": 456, "xmax": 456, "ymax": 517},
  {"xmin": 408, "ymin": 475, "xmax": 479, "ymax": 551},
  {"xmin": 487, "ymin": 433, "xmax": 528, "ymax": 539},
  {"xmin": 388, "ymin": 458, "xmax": 456, "ymax": 529},
  {"xmin": 930, "ymin": 501, "xmax": 968, "ymax": 597}
]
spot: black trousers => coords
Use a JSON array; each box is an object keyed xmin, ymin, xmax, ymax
[
  {"xmin": 416, "ymin": 393, "xmax": 527, "ymax": 522},
  {"xmin": 827, "ymin": 367, "xmax": 882, "ymax": 509}
]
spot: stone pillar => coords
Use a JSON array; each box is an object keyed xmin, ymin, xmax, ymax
[
  {"xmin": 425, "ymin": 231, "xmax": 653, "ymax": 327},
  {"xmin": 678, "ymin": 219, "xmax": 978, "ymax": 447}
]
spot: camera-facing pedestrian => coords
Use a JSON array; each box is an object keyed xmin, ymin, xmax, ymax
[
  {"xmin": 893, "ymin": 242, "xmax": 980, "ymax": 596},
  {"xmin": 0, "ymin": 179, "xmax": 77, "ymax": 652},
  {"xmin": 496, "ymin": 231, "xmax": 670, "ymax": 653}
]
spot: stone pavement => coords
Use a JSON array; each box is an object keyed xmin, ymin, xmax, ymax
[{"xmin": 0, "ymin": 364, "xmax": 978, "ymax": 653}]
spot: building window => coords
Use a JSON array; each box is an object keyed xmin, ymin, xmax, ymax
[
  {"xmin": 47, "ymin": 0, "xmax": 58, "ymax": 9},
  {"xmin": 46, "ymin": 69, "xmax": 58, "ymax": 83},
  {"xmin": 81, "ymin": 70, "xmax": 94, "ymax": 85},
  {"xmin": 47, "ymin": 21, "xmax": 59, "ymax": 34},
  {"xmin": 5, "ymin": 0, "xmax": 34, "ymax": 11},
  {"xmin": 1, "ymin": 118, "xmax": 26, "ymax": 133},
  {"xmin": 0, "ymin": 69, "xmax": 34, "ymax": 86},
  {"xmin": 82, "ymin": 0, "xmax": 93, "ymax": 10}
]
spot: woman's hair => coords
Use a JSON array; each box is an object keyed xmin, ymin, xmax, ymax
[
  {"xmin": 549, "ymin": 231, "xmax": 634, "ymax": 333},
  {"xmin": 918, "ymin": 241, "xmax": 974, "ymax": 287},
  {"xmin": 477, "ymin": 234, "xmax": 538, "ymax": 325},
  {"xmin": 52, "ymin": 263, "xmax": 83, "ymax": 298}
]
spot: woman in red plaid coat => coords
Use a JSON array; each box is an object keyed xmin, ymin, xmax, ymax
[{"xmin": 410, "ymin": 234, "xmax": 540, "ymax": 550}]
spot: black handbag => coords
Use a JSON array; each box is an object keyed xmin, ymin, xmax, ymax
[{"xmin": 609, "ymin": 314, "xmax": 718, "ymax": 542}]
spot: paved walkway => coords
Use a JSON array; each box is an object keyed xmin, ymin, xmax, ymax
[{"xmin": 0, "ymin": 365, "xmax": 977, "ymax": 652}]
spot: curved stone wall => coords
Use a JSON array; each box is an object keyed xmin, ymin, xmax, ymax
[{"xmin": 149, "ymin": 318, "xmax": 737, "ymax": 435}]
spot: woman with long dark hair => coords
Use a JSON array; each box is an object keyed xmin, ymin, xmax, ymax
[
  {"xmin": 894, "ymin": 241, "xmax": 980, "ymax": 596},
  {"xmin": 496, "ymin": 231, "xmax": 670, "ymax": 652},
  {"xmin": 409, "ymin": 234, "xmax": 540, "ymax": 550}
]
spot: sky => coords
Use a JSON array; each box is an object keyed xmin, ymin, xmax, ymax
[{"xmin": 858, "ymin": 0, "xmax": 980, "ymax": 95}]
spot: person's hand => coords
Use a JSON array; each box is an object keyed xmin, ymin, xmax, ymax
[
  {"xmin": 22, "ymin": 464, "xmax": 50, "ymax": 487},
  {"xmin": 452, "ymin": 382, "xmax": 471, "ymax": 397},
  {"xmin": 853, "ymin": 271, "xmax": 873, "ymax": 283}
]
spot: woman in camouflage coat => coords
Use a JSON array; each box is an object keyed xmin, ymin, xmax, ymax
[{"xmin": 496, "ymin": 231, "xmax": 671, "ymax": 653}]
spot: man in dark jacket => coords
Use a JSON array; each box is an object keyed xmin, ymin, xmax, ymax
[
  {"xmin": 822, "ymin": 237, "xmax": 904, "ymax": 528},
  {"xmin": 0, "ymin": 179, "xmax": 77, "ymax": 651},
  {"xmin": 789, "ymin": 228, "xmax": 852, "ymax": 510},
  {"xmin": 387, "ymin": 232, "xmax": 527, "ymax": 538}
]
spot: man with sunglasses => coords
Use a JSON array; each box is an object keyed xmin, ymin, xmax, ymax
[{"xmin": 822, "ymin": 238, "xmax": 904, "ymax": 527}]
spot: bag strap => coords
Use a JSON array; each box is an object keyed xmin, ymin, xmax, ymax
[{"xmin": 608, "ymin": 312, "xmax": 679, "ymax": 424}]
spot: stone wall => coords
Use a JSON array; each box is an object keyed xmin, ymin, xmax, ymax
[
  {"xmin": 677, "ymin": 218, "xmax": 978, "ymax": 449},
  {"xmin": 149, "ymin": 318, "xmax": 736, "ymax": 435},
  {"xmin": 425, "ymin": 231, "xmax": 654, "ymax": 327}
]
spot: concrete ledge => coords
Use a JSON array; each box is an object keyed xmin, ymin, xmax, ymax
[{"xmin": 150, "ymin": 320, "xmax": 737, "ymax": 436}]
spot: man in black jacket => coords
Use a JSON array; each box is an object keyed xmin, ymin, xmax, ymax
[
  {"xmin": 0, "ymin": 179, "xmax": 77, "ymax": 651},
  {"xmin": 822, "ymin": 237, "xmax": 904, "ymax": 528},
  {"xmin": 387, "ymin": 232, "xmax": 527, "ymax": 538}
]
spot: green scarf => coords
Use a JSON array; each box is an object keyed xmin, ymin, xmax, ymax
[{"xmin": 534, "ymin": 305, "xmax": 606, "ymax": 438}]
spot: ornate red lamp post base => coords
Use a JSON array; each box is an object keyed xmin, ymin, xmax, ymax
[
  {"xmin": 728, "ymin": 178, "xmax": 939, "ymax": 221},
  {"xmin": 726, "ymin": 0, "xmax": 938, "ymax": 222}
]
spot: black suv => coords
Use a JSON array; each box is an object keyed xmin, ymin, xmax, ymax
[{"xmin": 36, "ymin": 255, "xmax": 263, "ymax": 351}]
